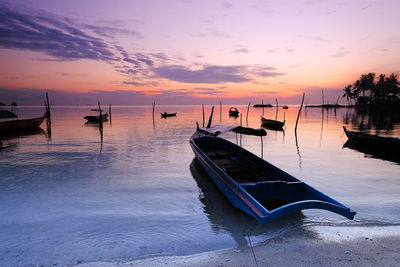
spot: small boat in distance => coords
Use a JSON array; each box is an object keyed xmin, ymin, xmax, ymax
[
  {"xmin": 343, "ymin": 126, "xmax": 400, "ymax": 150},
  {"xmin": 253, "ymin": 104, "xmax": 272, "ymax": 108},
  {"xmin": 260, "ymin": 116, "xmax": 285, "ymax": 130},
  {"xmin": 0, "ymin": 111, "xmax": 45, "ymax": 133},
  {"xmin": 161, "ymin": 112, "xmax": 177, "ymax": 118},
  {"xmin": 190, "ymin": 124, "xmax": 356, "ymax": 223},
  {"xmin": 84, "ymin": 109, "xmax": 108, "ymax": 123},
  {"xmin": 282, "ymin": 105, "xmax": 288, "ymax": 109},
  {"xmin": 228, "ymin": 107, "xmax": 239, "ymax": 117}
]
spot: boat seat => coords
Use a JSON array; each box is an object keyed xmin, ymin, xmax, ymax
[{"xmin": 206, "ymin": 151, "xmax": 231, "ymax": 159}]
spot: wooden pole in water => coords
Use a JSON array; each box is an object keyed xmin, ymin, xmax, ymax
[
  {"xmin": 295, "ymin": 93, "xmax": 305, "ymax": 133},
  {"xmin": 321, "ymin": 88, "xmax": 324, "ymax": 106},
  {"xmin": 45, "ymin": 92, "xmax": 51, "ymax": 127},
  {"xmin": 109, "ymin": 104, "xmax": 112, "ymax": 123},
  {"xmin": 220, "ymin": 101, "xmax": 222, "ymax": 123},
  {"xmin": 275, "ymin": 98, "xmax": 278, "ymax": 120},
  {"xmin": 246, "ymin": 102, "xmax": 250, "ymax": 126},
  {"xmin": 206, "ymin": 106, "xmax": 214, "ymax": 128},
  {"xmin": 202, "ymin": 104, "xmax": 205, "ymax": 128},
  {"xmin": 98, "ymin": 101, "xmax": 103, "ymax": 141},
  {"xmin": 262, "ymin": 99, "xmax": 264, "ymax": 116}
]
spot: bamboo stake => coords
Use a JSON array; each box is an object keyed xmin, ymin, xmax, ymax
[
  {"xmin": 202, "ymin": 104, "xmax": 205, "ymax": 128},
  {"xmin": 321, "ymin": 88, "xmax": 324, "ymax": 106},
  {"xmin": 109, "ymin": 104, "xmax": 112, "ymax": 123},
  {"xmin": 220, "ymin": 101, "xmax": 222, "ymax": 123},
  {"xmin": 295, "ymin": 93, "xmax": 305, "ymax": 133},
  {"xmin": 275, "ymin": 98, "xmax": 278, "ymax": 120},
  {"xmin": 262, "ymin": 99, "xmax": 264, "ymax": 116},
  {"xmin": 246, "ymin": 102, "xmax": 250, "ymax": 126},
  {"xmin": 206, "ymin": 106, "xmax": 214, "ymax": 128}
]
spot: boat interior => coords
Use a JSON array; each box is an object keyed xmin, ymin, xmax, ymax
[{"xmin": 194, "ymin": 137, "xmax": 324, "ymax": 211}]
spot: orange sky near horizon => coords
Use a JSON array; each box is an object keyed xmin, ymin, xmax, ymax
[{"xmin": 0, "ymin": 0, "xmax": 399, "ymax": 104}]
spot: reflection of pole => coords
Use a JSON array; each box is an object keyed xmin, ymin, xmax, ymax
[
  {"xmin": 240, "ymin": 113, "xmax": 242, "ymax": 146},
  {"xmin": 260, "ymin": 136, "xmax": 263, "ymax": 159},
  {"xmin": 320, "ymin": 105, "xmax": 324, "ymax": 146},
  {"xmin": 295, "ymin": 129, "xmax": 302, "ymax": 170},
  {"xmin": 294, "ymin": 93, "xmax": 305, "ymax": 134}
]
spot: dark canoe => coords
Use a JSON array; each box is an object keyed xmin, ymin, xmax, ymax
[
  {"xmin": 253, "ymin": 104, "xmax": 272, "ymax": 108},
  {"xmin": 190, "ymin": 134, "xmax": 356, "ymax": 223},
  {"xmin": 260, "ymin": 116, "xmax": 285, "ymax": 130},
  {"xmin": 229, "ymin": 107, "xmax": 239, "ymax": 117},
  {"xmin": 343, "ymin": 126, "xmax": 400, "ymax": 150},
  {"xmin": 84, "ymin": 113, "xmax": 108, "ymax": 123},
  {"xmin": 0, "ymin": 114, "xmax": 45, "ymax": 133},
  {"xmin": 161, "ymin": 112, "xmax": 177, "ymax": 118}
]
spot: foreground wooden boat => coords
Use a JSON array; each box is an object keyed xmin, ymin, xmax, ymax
[
  {"xmin": 343, "ymin": 126, "xmax": 400, "ymax": 150},
  {"xmin": 0, "ymin": 114, "xmax": 45, "ymax": 133},
  {"xmin": 84, "ymin": 113, "xmax": 108, "ymax": 123},
  {"xmin": 228, "ymin": 107, "xmax": 239, "ymax": 117},
  {"xmin": 260, "ymin": 116, "xmax": 285, "ymax": 130},
  {"xmin": 161, "ymin": 112, "xmax": 177, "ymax": 118},
  {"xmin": 190, "ymin": 125, "xmax": 356, "ymax": 223}
]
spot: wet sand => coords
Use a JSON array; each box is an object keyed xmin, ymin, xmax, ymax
[{"xmin": 76, "ymin": 228, "xmax": 400, "ymax": 267}]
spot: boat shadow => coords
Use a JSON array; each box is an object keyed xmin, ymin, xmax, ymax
[
  {"xmin": 0, "ymin": 128, "xmax": 47, "ymax": 152},
  {"xmin": 189, "ymin": 158, "xmax": 318, "ymax": 249}
]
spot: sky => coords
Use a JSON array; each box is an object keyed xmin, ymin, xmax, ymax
[{"xmin": 0, "ymin": 0, "xmax": 399, "ymax": 105}]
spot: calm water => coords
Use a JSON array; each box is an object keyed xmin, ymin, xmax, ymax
[{"xmin": 1, "ymin": 105, "xmax": 399, "ymax": 266}]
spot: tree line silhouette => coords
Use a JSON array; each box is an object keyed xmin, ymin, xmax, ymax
[{"xmin": 343, "ymin": 73, "xmax": 400, "ymax": 108}]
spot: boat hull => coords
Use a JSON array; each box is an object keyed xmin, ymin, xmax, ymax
[
  {"xmin": 0, "ymin": 115, "xmax": 45, "ymax": 133},
  {"xmin": 190, "ymin": 135, "xmax": 356, "ymax": 223},
  {"xmin": 84, "ymin": 113, "xmax": 108, "ymax": 123}
]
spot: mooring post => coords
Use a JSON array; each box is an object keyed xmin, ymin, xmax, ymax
[
  {"xmin": 262, "ymin": 99, "xmax": 264, "ymax": 116},
  {"xmin": 246, "ymin": 102, "xmax": 250, "ymax": 126},
  {"xmin": 109, "ymin": 104, "xmax": 112, "ymax": 123},
  {"xmin": 220, "ymin": 101, "xmax": 222, "ymax": 123},
  {"xmin": 295, "ymin": 93, "xmax": 305, "ymax": 134},
  {"xmin": 206, "ymin": 106, "xmax": 214, "ymax": 128},
  {"xmin": 202, "ymin": 104, "xmax": 205, "ymax": 128}
]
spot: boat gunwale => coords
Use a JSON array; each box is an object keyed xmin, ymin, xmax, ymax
[{"xmin": 190, "ymin": 134, "xmax": 356, "ymax": 222}]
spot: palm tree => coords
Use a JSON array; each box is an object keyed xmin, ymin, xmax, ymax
[{"xmin": 342, "ymin": 85, "xmax": 353, "ymax": 105}]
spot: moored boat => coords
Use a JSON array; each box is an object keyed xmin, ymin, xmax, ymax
[
  {"xmin": 343, "ymin": 126, "xmax": 400, "ymax": 150},
  {"xmin": 260, "ymin": 116, "xmax": 285, "ymax": 130},
  {"xmin": 84, "ymin": 113, "xmax": 108, "ymax": 123},
  {"xmin": 0, "ymin": 113, "xmax": 45, "ymax": 133},
  {"xmin": 228, "ymin": 107, "xmax": 239, "ymax": 117},
  {"xmin": 161, "ymin": 112, "xmax": 177, "ymax": 118},
  {"xmin": 190, "ymin": 125, "xmax": 356, "ymax": 223}
]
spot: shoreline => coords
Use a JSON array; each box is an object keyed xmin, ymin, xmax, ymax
[{"xmin": 76, "ymin": 226, "xmax": 400, "ymax": 267}]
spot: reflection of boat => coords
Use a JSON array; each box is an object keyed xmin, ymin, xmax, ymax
[
  {"xmin": 260, "ymin": 116, "xmax": 285, "ymax": 130},
  {"xmin": 160, "ymin": 112, "xmax": 177, "ymax": 118},
  {"xmin": 0, "ymin": 113, "xmax": 45, "ymax": 133},
  {"xmin": 0, "ymin": 128, "xmax": 46, "ymax": 152},
  {"xmin": 190, "ymin": 125, "xmax": 356, "ymax": 223},
  {"xmin": 228, "ymin": 107, "xmax": 239, "ymax": 117},
  {"xmin": 343, "ymin": 140, "xmax": 400, "ymax": 164},
  {"xmin": 84, "ymin": 113, "xmax": 108, "ymax": 123},
  {"xmin": 343, "ymin": 126, "xmax": 400, "ymax": 150}
]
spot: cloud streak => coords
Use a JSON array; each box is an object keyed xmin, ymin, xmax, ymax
[{"xmin": 0, "ymin": 6, "xmax": 116, "ymax": 61}]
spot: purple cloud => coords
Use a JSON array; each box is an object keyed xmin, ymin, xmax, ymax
[
  {"xmin": 152, "ymin": 65, "xmax": 250, "ymax": 84},
  {"xmin": 0, "ymin": 6, "xmax": 116, "ymax": 61}
]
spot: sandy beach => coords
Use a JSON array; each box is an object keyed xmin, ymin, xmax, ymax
[{"xmin": 76, "ymin": 226, "xmax": 400, "ymax": 267}]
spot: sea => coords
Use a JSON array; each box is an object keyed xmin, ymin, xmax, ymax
[{"xmin": 1, "ymin": 105, "xmax": 399, "ymax": 266}]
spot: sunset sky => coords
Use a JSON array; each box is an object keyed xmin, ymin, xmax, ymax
[{"xmin": 0, "ymin": 0, "xmax": 399, "ymax": 105}]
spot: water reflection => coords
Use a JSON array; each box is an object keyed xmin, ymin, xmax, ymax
[
  {"xmin": 343, "ymin": 140, "xmax": 400, "ymax": 164},
  {"xmin": 189, "ymin": 158, "xmax": 318, "ymax": 248},
  {"xmin": 0, "ymin": 128, "xmax": 46, "ymax": 152}
]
